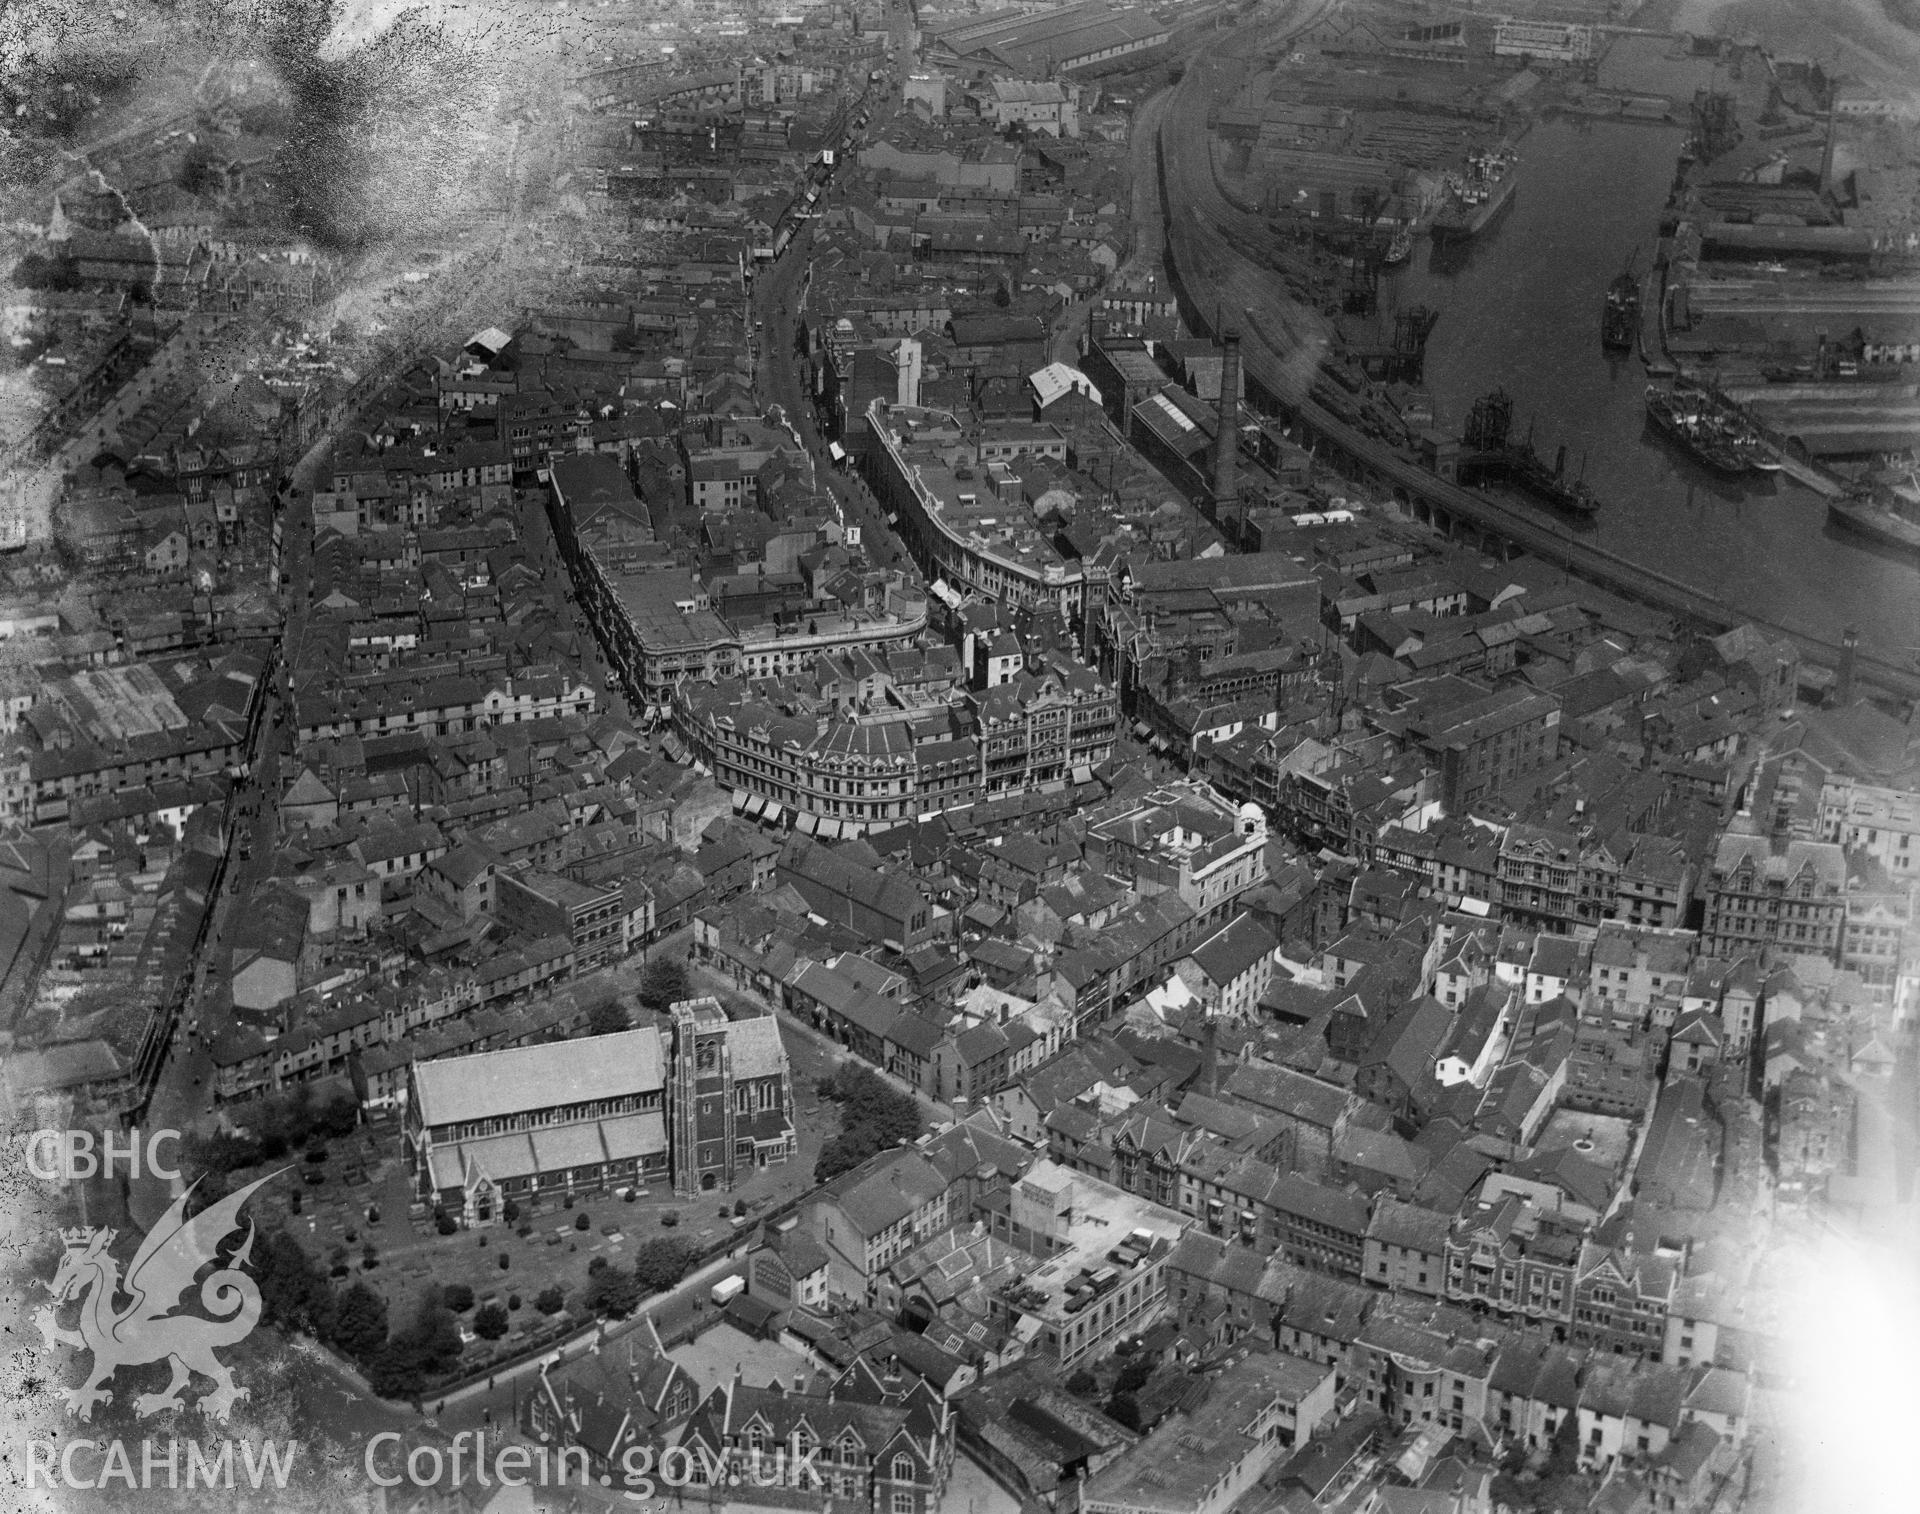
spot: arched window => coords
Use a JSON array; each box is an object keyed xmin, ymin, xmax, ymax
[{"xmin": 892, "ymin": 1455, "xmax": 915, "ymax": 1484}]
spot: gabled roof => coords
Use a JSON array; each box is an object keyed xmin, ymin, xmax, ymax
[
  {"xmin": 1188, "ymin": 913, "xmax": 1278, "ymax": 988},
  {"xmin": 413, "ymin": 1028, "xmax": 664, "ymax": 1127}
]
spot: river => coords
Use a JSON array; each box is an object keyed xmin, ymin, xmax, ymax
[{"xmin": 1386, "ymin": 114, "xmax": 1919, "ymax": 663}]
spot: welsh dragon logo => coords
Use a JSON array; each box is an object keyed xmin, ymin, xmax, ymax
[{"xmin": 35, "ymin": 1170, "xmax": 282, "ymax": 1423}]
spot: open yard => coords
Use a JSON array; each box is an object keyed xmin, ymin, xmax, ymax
[{"xmin": 1539, "ymin": 1108, "xmax": 1637, "ymax": 1176}]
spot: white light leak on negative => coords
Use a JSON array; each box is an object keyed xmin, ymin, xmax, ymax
[{"xmin": 1779, "ymin": 1228, "xmax": 1920, "ymax": 1510}]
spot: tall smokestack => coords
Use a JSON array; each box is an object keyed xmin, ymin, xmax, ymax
[
  {"xmin": 1837, "ymin": 625, "xmax": 1858, "ymax": 707},
  {"xmin": 1212, "ymin": 328, "xmax": 1241, "ymax": 513},
  {"xmin": 1819, "ymin": 106, "xmax": 1839, "ymax": 200}
]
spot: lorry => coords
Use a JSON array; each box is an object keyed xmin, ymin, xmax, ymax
[{"xmin": 710, "ymin": 1275, "xmax": 746, "ymax": 1308}]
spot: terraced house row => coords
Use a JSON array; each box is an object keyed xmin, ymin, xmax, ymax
[{"xmin": 1168, "ymin": 1233, "xmax": 1750, "ymax": 1477}]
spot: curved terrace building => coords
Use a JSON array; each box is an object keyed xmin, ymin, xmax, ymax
[
  {"xmin": 866, "ymin": 400, "xmax": 1089, "ymax": 622},
  {"xmin": 674, "ymin": 651, "xmax": 1118, "ymax": 838}
]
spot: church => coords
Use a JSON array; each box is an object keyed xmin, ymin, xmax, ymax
[{"xmin": 407, "ymin": 997, "xmax": 796, "ymax": 1225}]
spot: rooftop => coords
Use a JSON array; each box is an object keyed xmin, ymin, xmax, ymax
[
  {"xmin": 1080, "ymin": 1351, "xmax": 1331, "ymax": 1511},
  {"xmin": 1004, "ymin": 1159, "xmax": 1185, "ymax": 1325},
  {"xmin": 413, "ymin": 1028, "xmax": 666, "ymax": 1128}
]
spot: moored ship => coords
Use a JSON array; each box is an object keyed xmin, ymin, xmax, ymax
[
  {"xmin": 1644, "ymin": 384, "xmax": 1756, "ymax": 475},
  {"xmin": 1430, "ymin": 150, "xmax": 1517, "ymax": 243},
  {"xmin": 1601, "ymin": 254, "xmax": 1639, "ymax": 351},
  {"xmin": 1457, "ymin": 390, "xmax": 1602, "ymax": 520},
  {"xmin": 1430, "ymin": 175, "xmax": 1516, "ymax": 243},
  {"xmin": 1503, "ymin": 443, "xmax": 1602, "ymax": 519},
  {"xmin": 1828, "ymin": 493, "xmax": 1920, "ymax": 556}
]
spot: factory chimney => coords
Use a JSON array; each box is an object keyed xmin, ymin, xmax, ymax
[
  {"xmin": 1819, "ymin": 106, "xmax": 1839, "ymax": 200},
  {"xmin": 1837, "ymin": 625, "xmax": 1859, "ymax": 707},
  {"xmin": 1212, "ymin": 328, "xmax": 1242, "ymax": 513}
]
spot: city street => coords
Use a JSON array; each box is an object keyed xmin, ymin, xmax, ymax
[
  {"xmin": 131, "ymin": 473, "xmax": 322, "ymax": 1229},
  {"xmin": 750, "ymin": 222, "xmax": 911, "ymax": 575}
]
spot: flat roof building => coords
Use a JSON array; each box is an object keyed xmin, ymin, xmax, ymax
[{"xmin": 986, "ymin": 1158, "xmax": 1186, "ymax": 1368}]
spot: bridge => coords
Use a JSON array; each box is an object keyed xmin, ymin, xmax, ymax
[{"xmin": 1147, "ymin": 2, "xmax": 1920, "ymax": 703}]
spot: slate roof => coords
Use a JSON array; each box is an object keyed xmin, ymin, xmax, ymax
[
  {"xmin": 413, "ymin": 1027, "xmax": 665, "ymax": 1127},
  {"xmin": 1220, "ymin": 1061, "xmax": 1351, "ymax": 1129}
]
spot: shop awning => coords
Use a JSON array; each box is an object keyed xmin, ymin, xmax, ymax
[
  {"xmin": 817, "ymin": 817, "xmax": 844, "ymax": 841},
  {"xmin": 731, "ymin": 788, "xmax": 750, "ymax": 812},
  {"xmin": 828, "ymin": 441, "xmax": 847, "ymax": 462},
  {"xmin": 660, "ymin": 734, "xmax": 687, "ymax": 763},
  {"xmin": 794, "ymin": 811, "xmax": 820, "ymax": 836},
  {"xmin": 762, "ymin": 801, "xmax": 785, "ymax": 828},
  {"xmin": 1072, "ymin": 764, "xmax": 1094, "ymax": 784},
  {"xmin": 1131, "ymin": 721, "xmax": 1152, "ymax": 738},
  {"xmin": 745, "ymin": 794, "xmax": 768, "ymax": 819}
]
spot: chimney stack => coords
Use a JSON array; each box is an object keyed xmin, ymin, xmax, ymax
[
  {"xmin": 1837, "ymin": 626, "xmax": 1858, "ymax": 707},
  {"xmin": 1212, "ymin": 329, "xmax": 1242, "ymax": 515}
]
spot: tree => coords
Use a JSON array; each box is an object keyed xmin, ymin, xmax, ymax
[
  {"xmin": 328, "ymin": 1282, "xmax": 389, "ymax": 1364},
  {"xmin": 313, "ymin": 1095, "xmax": 361, "ymax": 1138},
  {"xmin": 256, "ymin": 1085, "xmax": 319, "ymax": 1152},
  {"xmin": 1113, "ymin": 1358, "xmax": 1154, "ymax": 1395},
  {"xmin": 632, "ymin": 1237, "xmax": 700, "ymax": 1293},
  {"xmin": 1106, "ymin": 1392, "xmax": 1141, "ymax": 1432},
  {"xmin": 637, "ymin": 956, "xmax": 690, "ymax": 1011},
  {"xmin": 1065, "ymin": 1369, "xmax": 1097, "ymax": 1396},
  {"xmin": 255, "ymin": 1229, "xmax": 335, "ymax": 1339},
  {"xmin": 366, "ymin": 1293, "xmax": 465, "ymax": 1396},
  {"xmin": 574, "ymin": 1211, "xmax": 591, "ymax": 1231},
  {"xmin": 1543, "ymin": 1412, "xmax": 1580, "ymax": 1481},
  {"xmin": 186, "ymin": 1168, "xmax": 235, "ymax": 1217},
  {"xmin": 473, "ymin": 1303, "xmax": 509, "ymax": 1341},
  {"xmin": 182, "ymin": 1128, "xmax": 262, "ymax": 1180},
  {"xmin": 831, "ymin": 1064, "xmax": 921, "ymax": 1145},
  {"xmin": 535, "ymin": 1286, "xmax": 566, "ymax": 1315},
  {"xmin": 583, "ymin": 1266, "xmax": 640, "ymax": 1320},
  {"xmin": 442, "ymin": 1283, "xmax": 476, "ymax": 1313},
  {"xmin": 814, "ymin": 1131, "xmax": 872, "ymax": 1185},
  {"xmin": 366, "ymin": 1338, "xmax": 427, "ymax": 1401},
  {"xmin": 587, "ymin": 998, "xmax": 631, "ymax": 1036},
  {"xmin": 814, "ymin": 1063, "xmax": 924, "ymax": 1181}
]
